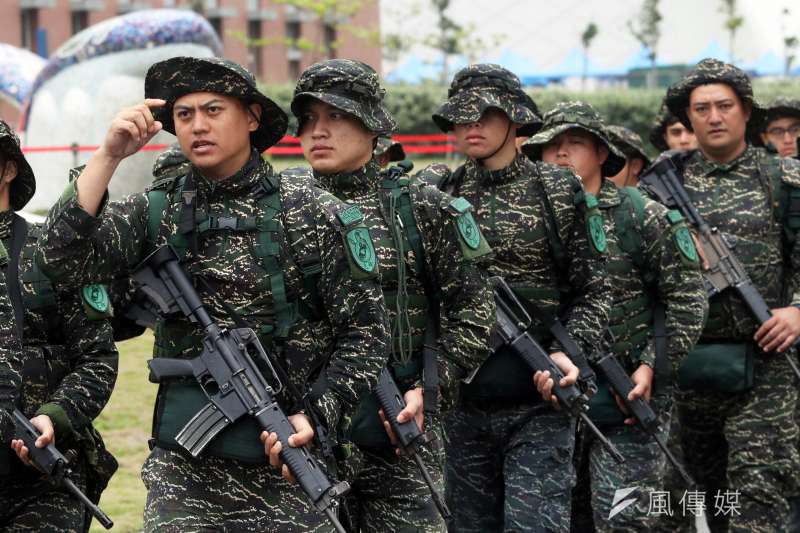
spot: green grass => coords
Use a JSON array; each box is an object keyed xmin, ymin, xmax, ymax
[{"xmin": 90, "ymin": 332, "xmax": 156, "ymax": 533}]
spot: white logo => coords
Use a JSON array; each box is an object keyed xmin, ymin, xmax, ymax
[{"xmin": 609, "ymin": 487, "xmax": 640, "ymax": 520}]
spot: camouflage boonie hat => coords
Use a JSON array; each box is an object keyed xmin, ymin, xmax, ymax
[
  {"xmin": 144, "ymin": 56, "xmax": 288, "ymax": 152},
  {"xmin": 432, "ymin": 63, "xmax": 542, "ymax": 136},
  {"xmin": 0, "ymin": 119, "xmax": 35, "ymax": 211},
  {"xmin": 664, "ymin": 58, "xmax": 764, "ymax": 131},
  {"xmin": 152, "ymin": 142, "xmax": 190, "ymax": 181},
  {"xmin": 291, "ymin": 59, "xmax": 396, "ymax": 135},
  {"xmin": 374, "ymin": 136, "xmax": 406, "ymax": 162},
  {"xmin": 764, "ymin": 97, "xmax": 800, "ymax": 124},
  {"xmin": 606, "ymin": 125, "xmax": 651, "ymax": 167},
  {"xmin": 648, "ymin": 104, "xmax": 682, "ymax": 152},
  {"xmin": 521, "ymin": 101, "xmax": 626, "ymax": 177}
]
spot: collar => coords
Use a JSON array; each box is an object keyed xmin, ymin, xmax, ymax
[
  {"xmin": 193, "ymin": 149, "xmax": 272, "ymax": 199},
  {"xmin": 465, "ymin": 152, "xmax": 529, "ymax": 186},
  {"xmin": 314, "ymin": 158, "xmax": 381, "ymax": 199},
  {"xmin": 597, "ymin": 178, "xmax": 622, "ymax": 208},
  {"xmin": 0, "ymin": 209, "xmax": 13, "ymax": 240},
  {"xmin": 692, "ymin": 144, "xmax": 755, "ymax": 177}
]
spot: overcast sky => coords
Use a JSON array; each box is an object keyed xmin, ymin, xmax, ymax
[{"xmin": 380, "ymin": 0, "xmax": 800, "ymax": 74}]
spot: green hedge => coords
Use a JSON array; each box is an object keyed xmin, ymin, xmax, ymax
[{"xmin": 262, "ymin": 80, "xmax": 800, "ymax": 154}]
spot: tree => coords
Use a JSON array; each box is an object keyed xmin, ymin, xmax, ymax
[
  {"xmin": 782, "ymin": 8, "xmax": 799, "ymax": 77},
  {"xmin": 627, "ymin": 0, "xmax": 662, "ymax": 88},
  {"xmin": 581, "ymin": 22, "xmax": 598, "ymax": 91},
  {"xmin": 719, "ymin": 0, "xmax": 744, "ymax": 64}
]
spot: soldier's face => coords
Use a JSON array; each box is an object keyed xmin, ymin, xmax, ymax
[
  {"xmin": 298, "ymin": 100, "xmax": 377, "ymax": 174},
  {"xmin": 172, "ymin": 92, "xmax": 260, "ymax": 180},
  {"xmin": 663, "ymin": 120, "xmax": 698, "ymax": 151},
  {"xmin": 541, "ymin": 129, "xmax": 608, "ymax": 184},
  {"xmin": 761, "ymin": 116, "xmax": 800, "ymax": 158},
  {"xmin": 686, "ymin": 84, "xmax": 750, "ymax": 159},
  {"xmin": 452, "ymin": 109, "xmax": 515, "ymax": 159}
]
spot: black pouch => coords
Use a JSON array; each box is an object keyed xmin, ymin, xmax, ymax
[
  {"xmin": 586, "ymin": 377, "xmax": 627, "ymax": 428},
  {"xmin": 677, "ymin": 343, "xmax": 755, "ymax": 393}
]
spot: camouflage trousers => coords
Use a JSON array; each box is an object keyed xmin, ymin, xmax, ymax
[
  {"xmin": 571, "ymin": 415, "xmax": 671, "ymax": 532},
  {"xmin": 0, "ymin": 464, "xmax": 88, "ymax": 532},
  {"xmin": 672, "ymin": 353, "xmax": 800, "ymax": 533},
  {"xmin": 141, "ymin": 446, "xmax": 335, "ymax": 532},
  {"xmin": 651, "ymin": 405, "xmax": 693, "ymax": 533},
  {"xmin": 339, "ymin": 416, "xmax": 447, "ymax": 533},
  {"xmin": 443, "ymin": 399, "xmax": 576, "ymax": 533}
]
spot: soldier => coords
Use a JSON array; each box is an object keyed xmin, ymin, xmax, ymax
[
  {"xmin": 424, "ymin": 64, "xmax": 612, "ymax": 532},
  {"xmin": 759, "ymin": 97, "xmax": 800, "ymax": 158},
  {"xmin": 288, "ymin": 58, "xmax": 494, "ymax": 532},
  {"xmin": 374, "ymin": 135, "xmax": 406, "ymax": 167},
  {"xmin": 0, "ymin": 119, "xmax": 119, "ymax": 532},
  {"xmin": 606, "ymin": 124, "xmax": 651, "ymax": 188},
  {"xmin": 653, "ymin": 58, "xmax": 800, "ymax": 532},
  {"xmin": 649, "ymin": 105, "xmax": 698, "ymax": 153},
  {"xmin": 523, "ymin": 101, "xmax": 707, "ymax": 531},
  {"xmin": 34, "ymin": 56, "xmax": 390, "ymax": 532}
]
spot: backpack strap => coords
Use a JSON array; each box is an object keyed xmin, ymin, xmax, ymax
[{"xmin": 6, "ymin": 214, "xmax": 27, "ymax": 339}]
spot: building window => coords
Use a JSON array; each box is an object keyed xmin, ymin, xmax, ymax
[
  {"xmin": 323, "ymin": 23, "xmax": 336, "ymax": 59},
  {"xmin": 21, "ymin": 8, "xmax": 39, "ymax": 52},
  {"xmin": 247, "ymin": 19, "xmax": 262, "ymax": 77},
  {"xmin": 286, "ymin": 20, "xmax": 300, "ymax": 41},
  {"xmin": 289, "ymin": 60, "xmax": 301, "ymax": 80},
  {"xmin": 71, "ymin": 10, "xmax": 89, "ymax": 35}
]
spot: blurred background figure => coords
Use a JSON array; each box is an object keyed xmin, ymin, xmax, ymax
[
  {"xmin": 607, "ymin": 124, "xmax": 651, "ymax": 187},
  {"xmin": 649, "ymin": 105, "xmax": 698, "ymax": 153},
  {"xmin": 760, "ymin": 97, "xmax": 800, "ymax": 158}
]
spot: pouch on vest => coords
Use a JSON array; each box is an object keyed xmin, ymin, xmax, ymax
[
  {"xmin": 587, "ymin": 377, "xmax": 627, "ymax": 428},
  {"xmin": 347, "ymin": 392, "xmax": 393, "ymax": 450},
  {"xmin": 677, "ymin": 343, "xmax": 755, "ymax": 393},
  {"xmin": 153, "ymin": 381, "xmax": 267, "ymax": 464},
  {"xmin": 460, "ymin": 344, "xmax": 540, "ymax": 402}
]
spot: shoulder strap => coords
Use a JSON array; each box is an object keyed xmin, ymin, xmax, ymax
[
  {"xmin": 7, "ymin": 214, "xmax": 28, "ymax": 339},
  {"xmin": 530, "ymin": 167, "xmax": 570, "ymax": 289},
  {"xmin": 615, "ymin": 187, "xmax": 648, "ymax": 275}
]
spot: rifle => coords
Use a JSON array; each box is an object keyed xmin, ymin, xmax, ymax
[
  {"xmin": 12, "ymin": 409, "xmax": 113, "ymax": 529},
  {"xmin": 639, "ymin": 156, "xmax": 800, "ymax": 380},
  {"xmin": 132, "ymin": 245, "xmax": 349, "ymax": 533},
  {"xmin": 490, "ymin": 276, "xmax": 625, "ymax": 464},
  {"xmin": 594, "ymin": 354, "xmax": 694, "ymax": 486},
  {"xmin": 374, "ymin": 368, "xmax": 451, "ymax": 520}
]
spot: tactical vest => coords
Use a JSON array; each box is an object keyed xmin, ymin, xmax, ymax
[{"xmin": 145, "ymin": 170, "xmax": 331, "ymax": 463}]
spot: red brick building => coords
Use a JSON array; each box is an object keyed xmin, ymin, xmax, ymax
[{"xmin": 0, "ymin": 0, "xmax": 382, "ymax": 84}]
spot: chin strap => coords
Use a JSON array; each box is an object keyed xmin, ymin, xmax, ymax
[{"xmin": 476, "ymin": 122, "xmax": 515, "ymax": 165}]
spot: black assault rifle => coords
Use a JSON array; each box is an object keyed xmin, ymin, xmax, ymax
[
  {"xmin": 490, "ymin": 277, "xmax": 625, "ymax": 464},
  {"xmin": 374, "ymin": 368, "xmax": 451, "ymax": 520},
  {"xmin": 12, "ymin": 409, "xmax": 114, "ymax": 529},
  {"xmin": 594, "ymin": 355, "xmax": 694, "ymax": 486},
  {"xmin": 132, "ymin": 246, "xmax": 349, "ymax": 533},
  {"xmin": 639, "ymin": 156, "xmax": 800, "ymax": 380}
]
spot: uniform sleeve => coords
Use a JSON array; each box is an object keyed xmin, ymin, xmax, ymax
[
  {"xmin": 0, "ymin": 268, "xmax": 23, "ymax": 442},
  {"xmin": 780, "ymin": 159, "xmax": 800, "ymax": 306},
  {"xmin": 415, "ymin": 185, "xmax": 494, "ymax": 411},
  {"xmin": 552, "ymin": 173, "xmax": 612, "ymax": 359},
  {"xmin": 35, "ymin": 171, "xmax": 150, "ymax": 286},
  {"xmin": 308, "ymin": 191, "xmax": 390, "ymax": 434},
  {"xmin": 33, "ymin": 290, "xmax": 118, "ymax": 443},
  {"xmin": 637, "ymin": 201, "xmax": 708, "ymax": 374}
]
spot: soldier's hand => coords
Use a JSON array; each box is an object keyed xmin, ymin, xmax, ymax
[
  {"xmin": 533, "ymin": 351, "xmax": 578, "ymax": 409},
  {"xmin": 100, "ymin": 99, "xmax": 165, "ymax": 161},
  {"xmin": 260, "ymin": 413, "xmax": 314, "ymax": 485},
  {"xmin": 691, "ymin": 232, "xmax": 710, "ymax": 270},
  {"xmin": 616, "ymin": 364, "xmax": 653, "ymax": 426},
  {"xmin": 754, "ymin": 306, "xmax": 800, "ymax": 353},
  {"xmin": 10, "ymin": 414, "xmax": 54, "ymax": 467},
  {"xmin": 379, "ymin": 386, "xmax": 424, "ymax": 454}
]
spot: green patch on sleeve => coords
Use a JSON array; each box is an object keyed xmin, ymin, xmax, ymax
[
  {"xmin": 81, "ymin": 284, "xmax": 113, "ymax": 320},
  {"xmin": 344, "ymin": 227, "xmax": 379, "ymax": 279},
  {"xmin": 337, "ymin": 205, "xmax": 364, "ymax": 227}
]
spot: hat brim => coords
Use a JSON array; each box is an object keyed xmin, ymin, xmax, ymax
[
  {"xmin": 144, "ymin": 57, "xmax": 288, "ymax": 152},
  {"xmin": 432, "ymin": 90, "xmax": 542, "ymax": 137},
  {"xmin": 1, "ymin": 136, "xmax": 35, "ymax": 211},
  {"xmin": 522, "ymin": 123, "xmax": 627, "ymax": 177},
  {"xmin": 291, "ymin": 92, "xmax": 396, "ymax": 136}
]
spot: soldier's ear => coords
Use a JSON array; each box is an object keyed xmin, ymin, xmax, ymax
[
  {"xmin": 1, "ymin": 160, "xmax": 17, "ymax": 183},
  {"xmin": 247, "ymin": 103, "xmax": 262, "ymax": 132},
  {"xmin": 596, "ymin": 143, "xmax": 609, "ymax": 165}
]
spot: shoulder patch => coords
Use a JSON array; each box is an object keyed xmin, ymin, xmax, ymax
[
  {"xmin": 665, "ymin": 209, "xmax": 699, "ymax": 264},
  {"xmin": 443, "ymin": 197, "xmax": 491, "ymax": 259},
  {"xmin": 345, "ymin": 227, "xmax": 378, "ymax": 276},
  {"xmin": 337, "ymin": 205, "xmax": 364, "ymax": 227},
  {"xmin": 448, "ymin": 196, "xmax": 472, "ymax": 215},
  {"xmin": 583, "ymin": 192, "xmax": 607, "ymax": 254},
  {"xmin": 81, "ymin": 284, "xmax": 113, "ymax": 320}
]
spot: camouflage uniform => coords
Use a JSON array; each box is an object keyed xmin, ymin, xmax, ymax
[
  {"xmin": 426, "ymin": 64, "xmax": 612, "ymax": 533},
  {"xmin": 524, "ymin": 103, "xmax": 708, "ymax": 532},
  {"xmin": 374, "ymin": 135, "xmax": 406, "ymax": 166},
  {"xmin": 0, "ymin": 120, "xmax": 119, "ymax": 533},
  {"xmin": 290, "ymin": 59, "xmax": 494, "ymax": 533},
  {"xmin": 649, "ymin": 104, "xmax": 681, "ymax": 153},
  {"xmin": 35, "ymin": 57, "xmax": 390, "ymax": 532},
  {"xmin": 606, "ymin": 125, "xmax": 651, "ymax": 167},
  {"xmin": 652, "ymin": 58, "xmax": 800, "ymax": 533}
]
